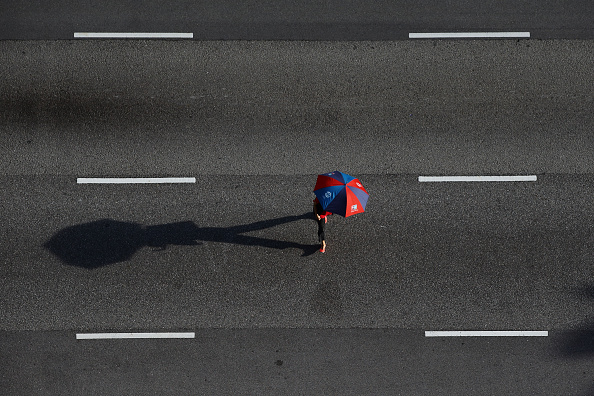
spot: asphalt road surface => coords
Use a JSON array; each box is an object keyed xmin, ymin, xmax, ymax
[
  {"xmin": 1, "ymin": 0, "xmax": 593, "ymax": 40},
  {"xmin": 1, "ymin": 40, "xmax": 594, "ymax": 394}
]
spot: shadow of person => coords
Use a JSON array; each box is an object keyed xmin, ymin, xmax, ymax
[{"xmin": 44, "ymin": 212, "xmax": 318, "ymax": 269}]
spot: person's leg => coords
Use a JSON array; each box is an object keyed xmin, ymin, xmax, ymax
[{"xmin": 317, "ymin": 219, "xmax": 326, "ymax": 252}]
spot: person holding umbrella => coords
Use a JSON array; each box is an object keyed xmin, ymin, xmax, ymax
[
  {"xmin": 313, "ymin": 171, "xmax": 369, "ymax": 254},
  {"xmin": 313, "ymin": 196, "xmax": 331, "ymax": 253}
]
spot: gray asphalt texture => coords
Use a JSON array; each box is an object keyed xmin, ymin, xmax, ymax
[
  {"xmin": 1, "ymin": 40, "xmax": 593, "ymax": 177},
  {"xmin": 2, "ymin": 174, "xmax": 594, "ymax": 331},
  {"xmin": 2, "ymin": 0, "xmax": 594, "ymax": 39},
  {"xmin": 2, "ymin": 330, "xmax": 593, "ymax": 395},
  {"xmin": 1, "ymin": 40, "xmax": 593, "ymax": 394}
]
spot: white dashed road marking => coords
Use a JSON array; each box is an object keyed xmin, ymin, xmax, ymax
[
  {"xmin": 77, "ymin": 177, "xmax": 196, "ymax": 184},
  {"xmin": 418, "ymin": 175, "xmax": 537, "ymax": 182},
  {"xmin": 425, "ymin": 331, "xmax": 548, "ymax": 337},
  {"xmin": 410, "ymin": 32, "xmax": 530, "ymax": 39},
  {"xmin": 76, "ymin": 332, "xmax": 196, "ymax": 339},
  {"xmin": 74, "ymin": 33, "xmax": 193, "ymax": 38}
]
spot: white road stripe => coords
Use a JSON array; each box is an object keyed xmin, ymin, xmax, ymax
[
  {"xmin": 410, "ymin": 32, "xmax": 530, "ymax": 39},
  {"xmin": 77, "ymin": 177, "xmax": 196, "ymax": 184},
  {"xmin": 425, "ymin": 331, "xmax": 548, "ymax": 337},
  {"xmin": 74, "ymin": 32, "xmax": 193, "ymax": 39},
  {"xmin": 418, "ymin": 175, "xmax": 537, "ymax": 182},
  {"xmin": 76, "ymin": 332, "xmax": 195, "ymax": 339}
]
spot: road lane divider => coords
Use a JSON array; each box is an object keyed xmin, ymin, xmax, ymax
[
  {"xmin": 418, "ymin": 175, "xmax": 537, "ymax": 182},
  {"xmin": 77, "ymin": 177, "xmax": 196, "ymax": 184},
  {"xmin": 410, "ymin": 32, "xmax": 530, "ymax": 39},
  {"xmin": 74, "ymin": 33, "xmax": 193, "ymax": 39},
  {"xmin": 425, "ymin": 331, "xmax": 548, "ymax": 337},
  {"xmin": 76, "ymin": 332, "xmax": 195, "ymax": 339}
]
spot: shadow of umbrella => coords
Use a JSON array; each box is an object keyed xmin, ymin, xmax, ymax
[
  {"xmin": 44, "ymin": 219, "xmax": 145, "ymax": 269},
  {"xmin": 44, "ymin": 213, "xmax": 318, "ymax": 269}
]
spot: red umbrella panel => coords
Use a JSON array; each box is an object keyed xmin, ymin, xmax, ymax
[{"xmin": 314, "ymin": 171, "xmax": 369, "ymax": 217}]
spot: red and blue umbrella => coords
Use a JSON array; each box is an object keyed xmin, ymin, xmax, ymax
[{"xmin": 314, "ymin": 171, "xmax": 369, "ymax": 217}]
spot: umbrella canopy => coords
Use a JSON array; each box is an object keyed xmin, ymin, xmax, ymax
[{"xmin": 314, "ymin": 171, "xmax": 369, "ymax": 217}]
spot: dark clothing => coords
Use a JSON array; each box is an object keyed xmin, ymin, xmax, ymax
[
  {"xmin": 317, "ymin": 217, "xmax": 325, "ymax": 243},
  {"xmin": 315, "ymin": 202, "xmax": 324, "ymax": 216},
  {"xmin": 313, "ymin": 197, "xmax": 331, "ymax": 218},
  {"xmin": 313, "ymin": 197, "xmax": 330, "ymax": 244}
]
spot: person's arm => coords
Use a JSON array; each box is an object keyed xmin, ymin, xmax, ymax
[{"xmin": 313, "ymin": 202, "xmax": 321, "ymax": 221}]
